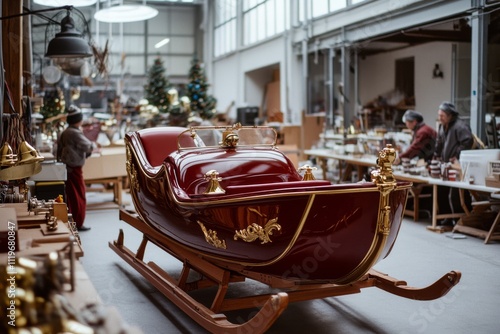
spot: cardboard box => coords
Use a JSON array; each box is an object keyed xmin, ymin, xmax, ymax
[
  {"xmin": 489, "ymin": 161, "xmax": 500, "ymax": 174},
  {"xmin": 83, "ymin": 147, "xmax": 127, "ymax": 180},
  {"xmin": 485, "ymin": 175, "xmax": 500, "ymax": 188},
  {"xmin": 460, "ymin": 149, "xmax": 500, "ymax": 186},
  {"xmin": 278, "ymin": 144, "xmax": 299, "ymax": 168},
  {"xmin": 301, "ymin": 112, "xmax": 325, "ymax": 160},
  {"xmin": 29, "ymin": 162, "xmax": 67, "ymax": 181}
]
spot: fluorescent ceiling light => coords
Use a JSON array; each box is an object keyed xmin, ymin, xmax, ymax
[
  {"xmin": 155, "ymin": 38, "xmax": 170, "ymax": 49},
  {"xmin": 34, "ymin": 0, "xmax": 97, "ymax": 7},
  {"xmin": 94, "ymin": 5, "xmax": 159, "ymax": 23}
]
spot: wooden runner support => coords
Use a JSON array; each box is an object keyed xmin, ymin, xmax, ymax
[{"xmin": 109, "ymin": 209, "xmax": 461, "ymax": 334}]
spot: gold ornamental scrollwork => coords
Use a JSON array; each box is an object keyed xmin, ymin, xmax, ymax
[
  {"xmin": 234, "ymin": 218, "xmax": 281, "ymax": 244},
  {"xmin": 197, "ymin": 221, "xmax": 227, "ymax": 249},
  {"xmin": 126, "ymin": 146, "xmax": 139, "ymax": 192}
]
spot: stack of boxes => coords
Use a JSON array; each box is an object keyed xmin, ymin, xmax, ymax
[{"xmin": 485, "ymin": 161, "xmax": 500, "ymax": 188}]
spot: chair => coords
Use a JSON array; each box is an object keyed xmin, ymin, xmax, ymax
[
  {"xmin": 454, "ymin": 190, "xmax": 500, "ymax": 244},
  {"xmin": 404, "ymin": 183, "xmax": 433, "ymax": 221},
  {"xmin": 485, "ymin": 113, "xmax": 500, "ymax": 148}
]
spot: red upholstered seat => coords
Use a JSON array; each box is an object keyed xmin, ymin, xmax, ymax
[{"xmin": 136, "ymin": 127, "xmax": 192, "ymax": 167}]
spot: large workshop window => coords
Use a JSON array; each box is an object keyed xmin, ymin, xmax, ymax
[
  {"xmin": 214, "ymin": 0, "xmax": 237, "ymax": 57},
  {"xmin": 242, "ymin": 0, "xmax": 289, "ymax": 46}
]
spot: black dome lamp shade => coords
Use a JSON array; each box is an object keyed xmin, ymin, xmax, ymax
[{"xmin": 45, "ymin": 11, "xmax": 92, "ymax": 58}]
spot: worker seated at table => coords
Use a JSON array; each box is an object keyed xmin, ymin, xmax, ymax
[
  {"xmin": 394, "ymin": 110, "xmax": 437, "ymax": 216},
  {"xmin": 434, "ymin": 101, "xmax": 474, "ymax": 226},
  {"xmin": 394, "ymin": 109, "xmax": 437, "ymax": 165}
]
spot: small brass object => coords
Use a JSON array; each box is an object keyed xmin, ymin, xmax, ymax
[
  {"xmin": 47, "ymin": 216, "xmax": 59, "ymax": 231},
  {"xmin": 298, "ymin": 164, "xmax": 317, "ymax": 180},
  {"xmin": 221, "ymin": 131, "xmax": 239, "ymax": 148},
  {"xmin": 203, "ymin": 170, "xmax": 225, "ymax": 194}
]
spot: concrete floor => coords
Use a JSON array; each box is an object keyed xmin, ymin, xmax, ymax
[{"xmin": 79, "ymin": 191, "xmax": 500, "ymax": 334}]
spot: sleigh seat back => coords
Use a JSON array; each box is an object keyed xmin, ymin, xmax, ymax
[{"xmin": 134, "ymin": 126, "xmax": 194, "ymax": 167}]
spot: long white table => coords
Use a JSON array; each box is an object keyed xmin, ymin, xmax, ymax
[
  {"xmin": 304, "ymin": 148, "xmax": 377, "ymax": 181},
  {"xmin": 304, "ymin": 148, "xmax": 500, "ymax": 243}
]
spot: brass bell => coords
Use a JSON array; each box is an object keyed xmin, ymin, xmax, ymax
[
  {"xmin": 0, "ymin": 142, "xmax": 17, "ymax": 166},
  {"xmin": 17, "ymin": 141, "xmax": 44, "ymax": 165}
]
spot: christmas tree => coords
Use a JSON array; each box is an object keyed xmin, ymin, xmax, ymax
[
  {"xmin": 40, "ymin": 87, "xmax": 65, "ymax": 120},
  {"xmin": 144, "ymin": 57, "xmax": 170, "ymax": 113},
  {"xmin": 187, "ymin": 56, "xmax": 217, "ymax": 120}
]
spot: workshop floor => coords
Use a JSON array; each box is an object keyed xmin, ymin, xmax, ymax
[{"xmin": 78, "ymin": 190, "xmax": 500, "ymax": 334}]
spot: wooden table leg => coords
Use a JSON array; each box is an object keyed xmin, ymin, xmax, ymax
[
  {"xmin": 410, "ymin": 186, "xmax": 422, "ymax": 221},
  {"xmin": 431, "ymin": 184, "xmax": 438, "ymax": 228},
  {"xmin": 458, "ymin": 188, "xmax": 471, "ymax": 216},
  {"xmin": 343, "ymin": 163, "xmax": 352, "ymax": 182},
  {"xmin": 485, "ymin": 211, "xmax": 500, "ymax": 244},
  {"xmin": 116, "ymin": 177, "xmax": 123, "ymax": 206},
  {"xmin": 357, "ymin": 165, "xmax": 364, "ymax": 181},
  {"xmin": 315, "ymin": 157, "xmax": 328, "ymax": 180}
]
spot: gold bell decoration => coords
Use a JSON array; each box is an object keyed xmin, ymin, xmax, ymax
[
  {"xmin": 0, "ymin": 142, "xmax": 18, "ymax": 166},
  {"xmin": 17, "ymin": 140, "xmax": 44, "ymax": 165},
  {"xmin": 0, "ymin": 113, "xmax": 44, "ymax": 180}
]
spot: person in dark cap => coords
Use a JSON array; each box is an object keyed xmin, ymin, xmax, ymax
[
  {"xmin": 434, "ymin": 101, "xmax": 474, "ymax": 226},
  {"xmin": 56, "ymin": 105, "xmax": 95, "ymax": 231},
  {"xmin": 435, "ymin": 101, "xmax": 473, "ymax": 163},
  {"xmin": 394, "ymin": 109, "xmax": 437, "ymax": 164}
]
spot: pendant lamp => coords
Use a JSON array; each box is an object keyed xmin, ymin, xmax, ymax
[
  {"xmin": 94, "ymin": 4, "xmax": 158, "ymax": 23},
  {"xmin": 45, "ymin": 11, "xmax": 93, "ymax": 58},
  {"xmin": 34, "ymin": 0, "xmax": 97, "ymax": 7}
]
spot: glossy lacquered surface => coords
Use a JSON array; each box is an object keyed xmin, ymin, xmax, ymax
[{"xmin": 125, "ymin": 128, "xmax": 410, "ymax": 282}]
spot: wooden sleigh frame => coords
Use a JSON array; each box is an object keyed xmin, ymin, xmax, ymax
[{"xmin": 109, "ymin": 209, "xmax": 461, "ymax": 334}]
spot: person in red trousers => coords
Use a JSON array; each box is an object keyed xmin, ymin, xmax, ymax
[{"xmin": 57, "ymin": 105, "xmax": 95, "ymax": 231}]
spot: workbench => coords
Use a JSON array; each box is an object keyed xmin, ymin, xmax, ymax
[{"xmin": 304, "ymin": 148, "xmax": 500, "ymax": 243}]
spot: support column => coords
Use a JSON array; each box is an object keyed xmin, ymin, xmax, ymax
[
  {"xmin": 341, "ymin": 42, "xmax": 351, "ymax": 131},
  {"xmin": 470, "ymin": 3, "xmax": 488, "ymax": 138}
]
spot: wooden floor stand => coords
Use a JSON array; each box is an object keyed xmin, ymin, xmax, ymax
[{"xmin": 110, "ymin": 209, "xmax": 461, "ymax": 334}]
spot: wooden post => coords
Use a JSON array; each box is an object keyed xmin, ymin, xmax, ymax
[{"xmin": 2, "ymin": 1, "xmax": 23, "ymax": 116}]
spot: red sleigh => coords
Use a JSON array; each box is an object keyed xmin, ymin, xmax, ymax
[{"xmin": 110, "ymin": 124, "xmax": 460, "ymax": 333}]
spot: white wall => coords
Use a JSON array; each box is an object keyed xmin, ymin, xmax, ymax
[
  {"xmin": 212, "ymin": 36, "xmax": 305, "ymax": 122},
  {"xmin": 212, "ymin": 54, "xmax": 239, "ymax": 118},
  {"xmin": 359, "ymin": 42, "xmax": 453, "ymax": 128}
]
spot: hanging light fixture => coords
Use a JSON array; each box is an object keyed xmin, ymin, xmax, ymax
[
  {"xmin": 94, "ymin": 2, "xmax": 159, "ymax": 23},
  {"xmin": 45, "ymin": 9, "xmax": 93, "ymax": 58},
  {"xmin": 155, "ymin": 38, "xmax": 170, "ymax": 49},
  {"xmin": 0, "ymin": 5, "xmax": 93, "ymax": 59},
  {"xmin": 34, "ymin": 0, "xmax": 97, "ymax": 7}
]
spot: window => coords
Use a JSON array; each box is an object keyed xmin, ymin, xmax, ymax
[
  {"xmin": 242, "ymin": 0, "xmax": 289, "ymax": 46},
  {"xmin": 214, "ymin": 0, "xmax": 237, "ymax": 57},
  {"xmin": 298, "ymin": 0, "xmax": 368, "ymax": 21},
  {"xmin": 214, "ymin": 0, "xmax": 290, "ymax": 53}
]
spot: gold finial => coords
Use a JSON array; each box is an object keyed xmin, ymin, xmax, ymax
[
  {"xmin": 298, "ymin": 164, "xmax": 317, "ymax": 181},
  {"xmin": 371, "ymin": 144, "xmax": 397, "ymax": 194},
  {"xmin": 221, "ymin": 132, "xmax": 239, "ymax": 148},
  {"xmin": 203, "ymin": 170, "xmax": 226, "ymax": 194}
]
